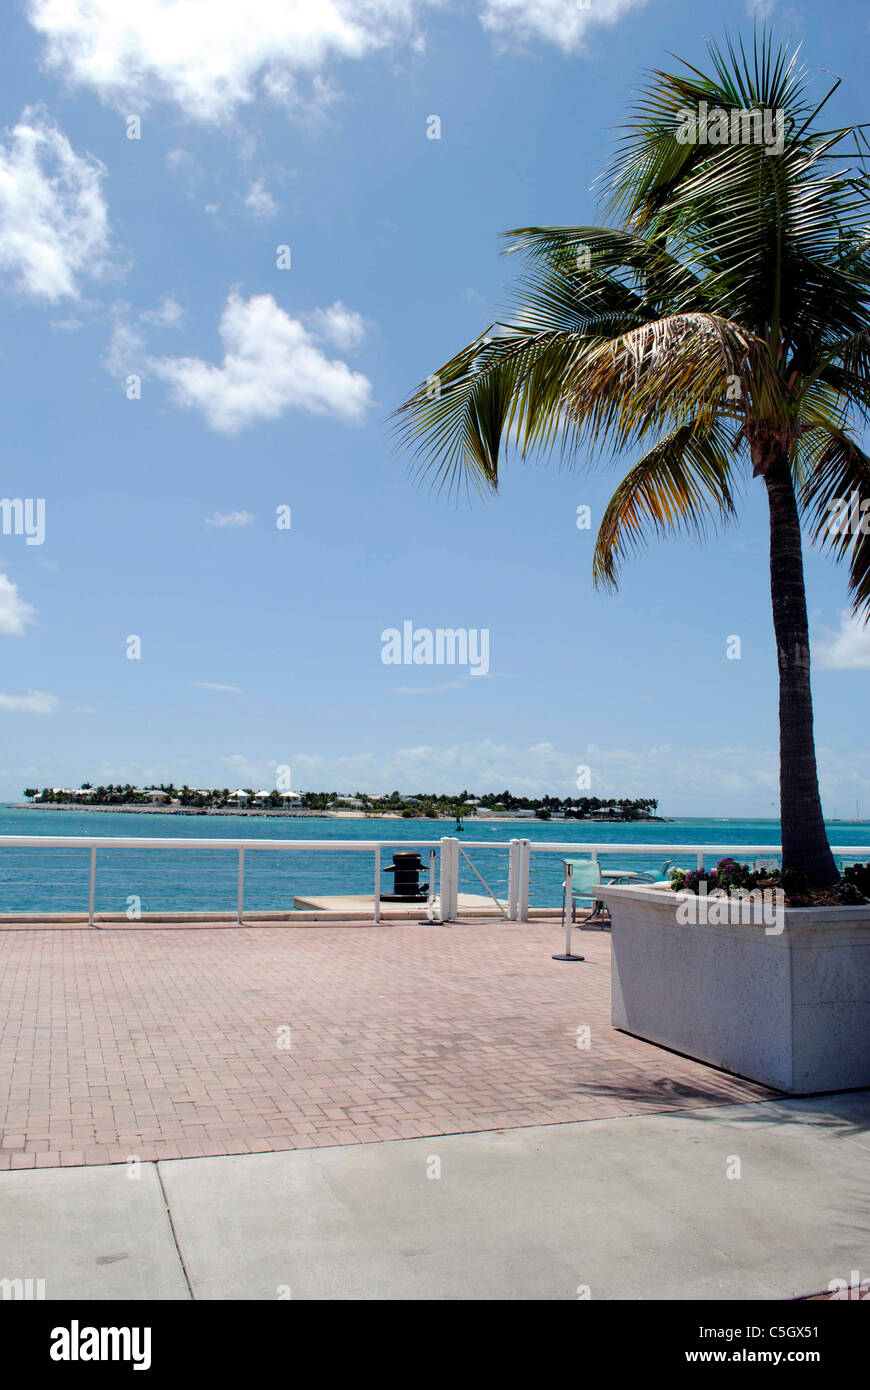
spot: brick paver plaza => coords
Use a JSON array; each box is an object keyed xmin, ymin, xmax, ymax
[{"xmin": 0, "ymin": 920, "xmax": 775, "ymax": 1169}]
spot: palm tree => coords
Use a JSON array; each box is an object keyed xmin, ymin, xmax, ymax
[{"xmin": 395, "ymin": 32, "xmax": 870, "ymax": 886}]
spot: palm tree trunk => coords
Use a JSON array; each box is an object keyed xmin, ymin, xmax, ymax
[{"xmin": 762, "ymin": 447, "xmax": 838, "ymax": 885}]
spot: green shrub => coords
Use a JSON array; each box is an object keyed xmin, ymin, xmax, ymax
[
  {"xmin": 780, "ymin": 866, "xmax": 810, "ymax": 898},
  {"xmin": 843, "ymin": 862, "xmax": 870, "ymax": 897}
]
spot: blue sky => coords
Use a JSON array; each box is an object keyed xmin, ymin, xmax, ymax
[{"xmin": 0, "ymin": 0, "xmax": 868, "ymax": 816}]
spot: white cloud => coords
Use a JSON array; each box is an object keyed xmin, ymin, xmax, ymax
[
  {"xmin": 0, "ymin": 574, "xmax": 35, "ymax": 634},
  {"xmin": 479, "ymin": 0, "xmax": 648, "ymax": 52},
  {"xmin": 60, "ymin": 737, "xmax": 865, "ymax": 817},
  {"xmin": 220, "ymin": 753, "xmax": 268, "ymax": 783},
  {"xmin": 262, "ymin": 70, "xmax": 343, "ymax": 126},
  {"xmin": 305, "ymin": 300, "xmax": 366, "ymax": 350},
  {"xmin": 103, "ymin": 294, "xmax": 184, "ymax": 379},
  {"xmin": 814, "ymin": 610, "xmax": 870, "ymax": 670},
  {"xmin": 213, "ymin": 738, "xmax": 870, "ymax": 818},
  {"xmin": 204, "ymin": 510, "xmax": 254, "ymax": 528},
  {"xmin": 150, "ymin": 291, "xmax": 373, "ymax": 433},
  {"xmin": 216, "ymin": 740, "xmax": 776, "ymax": 803},
  {"xmin": 165, "ymin": 147, "xmax": 204, "ymax": 187},
  {"xmin": 243, "ymin": 179, "xmax": 277, "ymax": 220},
  {"xmin": 141, "ymin": 293, "xmax": 185, "ymax": 328},
  {"xmin": 27, "ymin": 0, "xmax": 423, "ymax": 124},
  {"xmin": 0, "ymin": 106, "xmax": 111, "ymax": 301},
  {"xmin": 103, "ymin": 313, "xmax": 145, "ymax": 379},
  {"xmin": 191, "ymin": 681, "xmax": 242, "ymax": 692},
  {"xmin": 166, "ymin": 147, "xmax": 196, "ymax": 173},
  {"xmin": 0, "ymin": 689, "xmax": 59, "ymax": 713},
  {"xmin": 27, "ymin": 1, "xmax": 644, "ymax": 125}
]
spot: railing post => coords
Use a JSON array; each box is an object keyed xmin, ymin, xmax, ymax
[
  {"xmin": 517, "ymin": 839, "xmax": 530, "ymax": 923},
  {"xmin": 697, "ymin": 852, "xmax": 704, "ymax": 872},
  {"xmin": 88, "ymin": 845, "xmax": 96, "ymax": 926},
  {"xmin": 237, "ymin": 847, "xmax": 245, "ymax": 924},
  {"xmin": 508, "ymin": 839, "xmax": 519, "ymax": 920},
  {"xmin": 439, "ymin": 837, "xmax": 459, "ymax": 921},
  {"xmin": 427, "ymin": 849, "xmax": 437, "ymax": 921},
  {"xmin": 374, "ymin": 846, "xmax": 381, "ymax": 923}
]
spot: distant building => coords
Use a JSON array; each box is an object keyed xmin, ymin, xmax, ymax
[{"xmin": 142, "ymin": 789, "xmax": 171, "ymax": 804}]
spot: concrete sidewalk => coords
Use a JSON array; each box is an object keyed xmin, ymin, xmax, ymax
[{"xmin": 1, "ymin": 1091, "xmax": 867, "ymax": 1300}]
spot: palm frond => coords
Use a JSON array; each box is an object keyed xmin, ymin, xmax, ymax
[
  {"xmin": 565, "ymin": 312, "xmax": 778, "ymax": 448},
  {"xmin": 800, "ymin": 427, "xmax": 870, "ymax": 615},
  {"xmin": 593, "ymin": 422, "xmax": 741, "ymax": 589},
  {"xmin": 392, "ymin": 328, "xmax": 583, "ymax": 494},
  {"xmin": 393, "ymin": 26, "xmax": 870, "ymax": 606}
]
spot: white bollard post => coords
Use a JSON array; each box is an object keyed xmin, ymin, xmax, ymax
[
  {"xmin": 439, "ymin": 837, "xmax": 459, "ymax": 921},
  {"xmin": 553, "ymin": 859, "xmax": 584, "ymax": 962},
  {"xmin": 517, "ymin": 839, "xmax": 531, "ymax": 923}
]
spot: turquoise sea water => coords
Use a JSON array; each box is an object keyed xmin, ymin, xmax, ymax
[{"xmin": 0, "ymin": 805, "xmax": 868, "ymax": 915}]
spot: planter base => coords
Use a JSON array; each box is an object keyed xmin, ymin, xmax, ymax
[{"xmin": 593, "ymin": 883, "xmax": 870, "ymax": 1095}]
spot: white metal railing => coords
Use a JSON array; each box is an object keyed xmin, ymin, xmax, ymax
[
  {"xmin": 0, "ymin": 835, "xmax": 868, "ymax": 924},
  {"xmin": 0, "ymin": 834, "xmax": 457, "ymax": 925}
]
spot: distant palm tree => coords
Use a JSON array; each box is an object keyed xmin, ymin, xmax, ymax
[{"xmin": 395, "ymin": 32, "xmax": 870, "ymax": 885}]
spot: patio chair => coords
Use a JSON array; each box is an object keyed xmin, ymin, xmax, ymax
[
  {"xmin": 628, "ymin": 859, "xmax": 679, "ymax": 885},
  {"xmin": 562, "ymin": 858, "xmax": 608, "ymax": 927}
]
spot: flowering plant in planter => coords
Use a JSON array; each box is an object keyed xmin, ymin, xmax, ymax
[
  {"xmin": 670, "ymin": 858, "xmax": 869, "ymax": 907},
  {"xmin": 678, "ymin": 857, "xmax": 755, "ymax": 895}
]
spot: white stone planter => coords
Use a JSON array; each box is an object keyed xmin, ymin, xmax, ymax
[{"xmin": 593, "ymin": 882, "xmax": 870, "ymax": 1094}]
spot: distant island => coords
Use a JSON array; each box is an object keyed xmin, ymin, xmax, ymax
[{"xmin": 19, "ymin": 785, "xmax": 663, "ymax": 821}]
